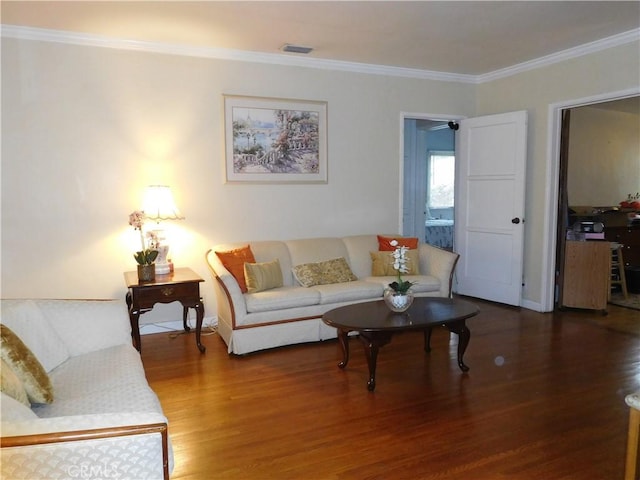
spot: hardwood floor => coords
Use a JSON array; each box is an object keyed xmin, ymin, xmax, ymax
[{"xmin": 140, "ymin": 299, "xmax": 640, "ymax": 479}]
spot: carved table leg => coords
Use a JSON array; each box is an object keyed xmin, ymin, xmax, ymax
[
  {"xmin": 337, "ymin": 329, "xmax": 350, "ymax": 368},
  {"xmin": 194, "ymin": 300, "xmax": 206, "ymax": 353},
  {"xmin": 182, "ymin": 306, "xmax": 191, "ymax": 332},
  {"xmin": 359, "ymin": 331, "xmax": 393, "ymax": 391},
  {"xmin": 446, "ymin": 319, "xmax": 470, "ymax": 372},
  {"xmin": 424, "ymin": 327, "xmax": 433, "ymax": 352},
  {"xmin": 126, "ymin": 291, "xmax": 142, "ymax": 352}
]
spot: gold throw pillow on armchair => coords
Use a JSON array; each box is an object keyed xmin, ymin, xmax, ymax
[
  {"xmin": 1, "ymin": 358, "xmax": 30, "ymax": 406},
  {"xmin": 0, "ymin": 324, "xmax": 54, "ymax": 404}
]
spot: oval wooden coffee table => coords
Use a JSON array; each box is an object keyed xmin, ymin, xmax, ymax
[{"xmin": 322, "ymin": 297, "xmax": 479, "ymax": 391}]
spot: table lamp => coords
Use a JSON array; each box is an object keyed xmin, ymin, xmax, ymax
[{"xmin": 142, "ymin": 185, "xmax": 185, "ymax": 274}]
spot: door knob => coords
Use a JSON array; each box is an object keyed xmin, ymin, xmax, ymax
[{"xmin": 511, "ymin": 217, "xmax": 521, "ymax": 224}]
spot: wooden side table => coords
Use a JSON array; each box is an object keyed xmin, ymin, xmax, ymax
[{"xmin": 124, "ymin": 267, "xmax": 206, "ymax": 353}]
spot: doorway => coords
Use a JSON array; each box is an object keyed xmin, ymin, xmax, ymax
[
  {"xmin": 544, "ymin": 89, "xmax": 640, "ymax": 312},
  {"xmin": 555, "ymin": 95, "xmax": 640, "ymax": 308},
  {"xmin": 402, "ymin": 116, "xmax": 457, "ymax": 250},
  {"xmin": 402, "ymin": 111, "xmax": 528, "ymax": 307}
]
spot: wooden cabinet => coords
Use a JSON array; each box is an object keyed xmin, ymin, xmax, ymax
[
  {"xmin": 604, "ymin": 226, "xmax": 640, "ymax": 267},
  {"xmin": 561, "ymin": 241, "xmax": 610, "ymax": 311}
]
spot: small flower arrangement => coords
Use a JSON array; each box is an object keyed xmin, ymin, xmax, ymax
[
  {"xmin": 387, "ymin": 239, "xmax": 415, "ymax": 295},
  {"xmin": 128, "ymin": 211, "xmax": 158, "ymax": 266},
  {"xmin": 620, "ymin": 193, "xmax": 640, "ymax": 210}
]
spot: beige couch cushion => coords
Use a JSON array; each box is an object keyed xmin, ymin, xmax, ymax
[
  {"xmin": 33, "ymin": 300, "xmax": 132, "ymax": 357},
  {"xmin": 286, "ymin": 238, "xmax": 350, "ymax": 265},
  {"xmin": 249, "ymin": 241, "xmax": 295, "ymax": 287},
  {"xmin": 313, "ymin": 281, "xmax": 383, "ymax": 304},
  {"xmin": 0, "ymin": 392, "xmax": 38, "ymax": 421},
  {"xmin": 1, "ymin": 299, "xmax": 69, "ymax": 372},
  {"xmin": 245, "ymin": 287, "xmax": 321, "ymax": 313},
  {"xmin": 341, "ymin": 235, "xmax": 386, "ymax": 279},
  {"xmin": 33, "ymin": 344, "xmax": 163, "ymax": 418}
]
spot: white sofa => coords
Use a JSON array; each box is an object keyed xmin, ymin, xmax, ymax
[
  {"xmin": 205, "ymin": 234, "xmax": 459, "ymax": 355},
  {"xmin": 1, "ymin": 299, "xmax": 172, "ymax": 480}
]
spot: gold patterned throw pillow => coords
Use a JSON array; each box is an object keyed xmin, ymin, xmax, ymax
[
  {"xmin": 318, "ymin": 257, "xmax": 358, "ymax": 284},
  {"xmin": 370, "ymin": 250, "xmax": 420, "ymax": 276},
  {"xmin": 1, "ymin": 358, "xmax": 30, "ymax": 406},
  {"xmin": 0, "ymin": 324, "xmax": 54, "ymax": 404},
  {"xmin": 293, "ymin": 257, "xmax": 357, "ymax": 287},
  {"xmin": 292, "ymin": 262, "xmax": 323, "ymax": 287},
  {"xmin": 244, "ymin": 259, "xmax": 284, "ymax": 293}
]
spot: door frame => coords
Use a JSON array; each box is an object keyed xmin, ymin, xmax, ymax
[
  {"xmin": 399, "ymin": 112, "xmax": 463, "ymax": 235},
  {"xmin": 542, "ymin": 87, "xmax": 640, "ymax": 311}
]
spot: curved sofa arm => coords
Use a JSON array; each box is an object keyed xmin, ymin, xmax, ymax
[
  {"xmin": 205, "ymin": 249, "xmax": 247, "ymax": 330},
  {"xmin": 418, "ymin": 244, "xmax": 460, "ymax": 297},
  {"xmin": 1, "ymin": 412, "xmax": 171, "ymax": 479}
]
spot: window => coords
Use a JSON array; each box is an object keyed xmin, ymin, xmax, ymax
[{"xmin": 427, "ymin": 151, "xmax": 455, "ymax": 209}]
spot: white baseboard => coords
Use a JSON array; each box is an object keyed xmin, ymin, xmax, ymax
[{"xmin": 140, "ymin": 316, "xmax": 218, "ymax": 335}]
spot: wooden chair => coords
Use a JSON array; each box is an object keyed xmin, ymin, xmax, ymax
[
  {"xmin": 626, "ymin": 392, "xmax": 640, "ymax": 480},
  {"xmin": 610, "ymin": 243, "xmax": 629, "ymax": 300}
]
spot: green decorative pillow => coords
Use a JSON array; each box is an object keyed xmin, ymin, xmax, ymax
[
  {"xmin": 293, "ymin": 257, "xmax": 357, "ymax": 287},
  {"xmin": 0, "ymin": 324, "xmax": 54, "ymax": 404},
  {"xmin": 1, "ymin": 358, "xmax": 30, "ymax": 406},
  {"xmin": 244, "ymin": 259, "xmax": 284, "ymax": 293},
  {"xmin": 370, "ymin": 250, "xmax": 420, "ymax": 276}
]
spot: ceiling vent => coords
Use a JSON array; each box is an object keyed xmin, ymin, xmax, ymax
[{"xmin": 281, "ymin": 44, "xmax": 313, "ymax": 54}]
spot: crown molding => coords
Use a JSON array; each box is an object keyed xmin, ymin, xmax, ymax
[
  {"xmin": 0, "ymin": 24, "xmax": 476, "ymax": 83},
  {"xmin": 2, "ymin": 24, "xmax": 639, "ymax": 85},
  {"xmin": 476, "ymin": 28, "xmax": 640, "ymax": 84}
]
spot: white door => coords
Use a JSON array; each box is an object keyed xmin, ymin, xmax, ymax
[{"xmin": 455, "ymin": 111, "xmax": 527, "ymax": 306}]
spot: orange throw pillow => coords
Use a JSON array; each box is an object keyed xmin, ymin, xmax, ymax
[
  {"xmin": 377, "ymin": 235, "xmax": 419, "ymax": 251},
  {"xmin": 215, "ymin": 246, "xmax": 256, "ymax": 293}
]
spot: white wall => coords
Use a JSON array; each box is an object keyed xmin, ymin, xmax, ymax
[
  {"xmin": 567, "ymin": 106, "xmax": 640, "ymax": 206},
  {"xmin": 476, "ymin": 41, "xmax": 640, "ymax": 307},
  {"xmin": 1, "ymin": 37, "xmax": 475, "ymax": 324},
  {"xmin": 3, "ymin": 35, "xmax": 638, "ymax": 320}
]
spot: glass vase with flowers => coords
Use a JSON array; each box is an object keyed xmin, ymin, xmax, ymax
[
  {"xmin": 128, "ymin": 210, "xmax": 158, "ymax": 281},
  {"xmin": 383, "ymin": 240, "xmax": 416, "ymax": 312}
]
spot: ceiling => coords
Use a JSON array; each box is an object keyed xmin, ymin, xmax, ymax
[{"xmin": 2, "ymin": 1, "xmax": 640, "ymax": 76}]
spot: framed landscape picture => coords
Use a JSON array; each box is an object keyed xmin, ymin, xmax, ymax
[{"xmin": 224, "ymin": 95, "xmax": 328, "ymax": 184}]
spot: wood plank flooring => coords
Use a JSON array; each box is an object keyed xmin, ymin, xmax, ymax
[{"xmin": 140, "ymin": 299, "xmax": 640, "ymax": 479}]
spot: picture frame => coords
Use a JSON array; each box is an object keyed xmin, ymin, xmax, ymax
[{"xmin": 224, "ymin": 95, "xmax": 328, "ymax": 184}]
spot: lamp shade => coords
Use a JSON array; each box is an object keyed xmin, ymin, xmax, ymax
[{"xmin": 142, "ymin": 185, "xmax": 184, "ymax": 221}]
